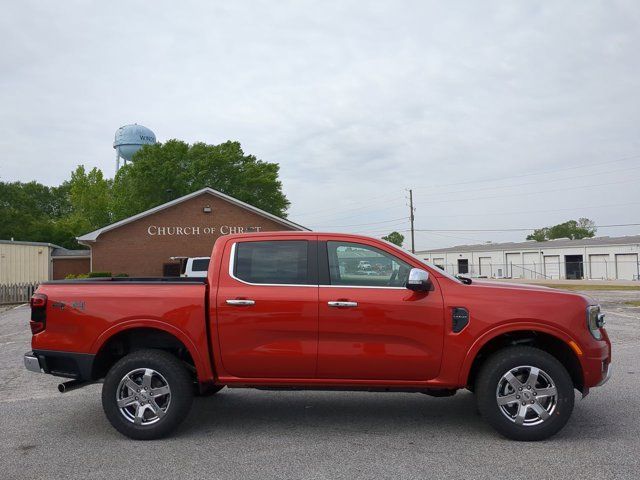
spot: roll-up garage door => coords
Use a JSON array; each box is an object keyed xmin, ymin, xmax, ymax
[
  {"xmin": 522, "ymin": 252, "xmax": 539, "ymax": 279},
  {"xmin": 506, "ymin": 253, "xmax": 521, "ymax": 278},
  {"xmin": 479, "ymin": 257, "xmax": 491, "ymax": 277},
  {"xmin": 615, "ymin": 254, "xmax": 639, "ymax": 280},
  {"xmin": 544, "ymin": 255, "xmax": 560, "ymax": 279},
  {"xmin": 589, "ymin": 254, "xmax": 609, "ymax": 280}
]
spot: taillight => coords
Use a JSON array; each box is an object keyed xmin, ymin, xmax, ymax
[{"xmin": 30, "ymin": 293, "xmax": 47, "ymax": 334}]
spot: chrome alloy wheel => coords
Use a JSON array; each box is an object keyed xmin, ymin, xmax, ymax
[
  {"xmin": 116, "ymin": 368, "xmax": 171, "ymax": 425},
  {"xmin": 496, "ymin": 365, "xmax": 558, "ymax": 426}
]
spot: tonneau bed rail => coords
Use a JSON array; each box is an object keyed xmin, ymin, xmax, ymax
[{"xmin": 42, "ymin": 277, "xmax": 207, "ymax": 285}]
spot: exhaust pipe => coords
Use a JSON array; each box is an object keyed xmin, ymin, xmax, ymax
[{"xmin": 58, "ymin": 379, "xmax": 87, "ymax": 393}]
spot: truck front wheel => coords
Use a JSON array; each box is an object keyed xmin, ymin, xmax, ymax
[
  {"xmin": 102, "ymin": 349, "xmax": 194, "ymax": 440},
  {"xmin": 475, "ymin": 346, "xmax": 575, "ymax": 441}
]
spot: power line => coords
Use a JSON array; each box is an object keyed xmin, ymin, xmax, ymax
[
  {"xmin": 351, "ymin": 228, "xmax": 487, "ymax": 244},
  {"xmin": 298, "ymin": 175, "xmax": 640, "ymax": 226},
  {"xmin": 310, "ymin": 216, "xmax": 409, "ymax": 229},
  {"xmin": 349, "ymin": 221, "xmax": 411, "ymax": 234},
  {"xmin": 293, "ymin": 194, "xmax": 403, "ymax": 217},
  {"xmin": 414, "ymin": 164, "xmax": 640, "ymax": 199},
  {"xmin": 409, "ymin": 189, "xmax": 415, "ymax": 253},
  {"xmin": 294, "ymin": 163, "xmax": 640, "ymax": 224},
  {"xmin": 293, "ymin": 199, "xmax": 406, "ymax": 221},
  {"xmin": 292, "ymin": 154, "xmax": 640, "ymax": 219},
  {"xmin": 414, "ymin": 223, "xmax": 640, "ymax": 233},
  {"xmin": 416, "ymin": 176, "xmax": 640, "ymax": 207},
  {"xmin": 412, "ymin": 154, "xmax": 640, "ymax": 190},
  {"xmin": 417, "ymin": 200, "xmax": 640, "ymax": 219},
  {"xmin": 307, "ymin": 203, "xmax": 640, "ymax": 233}
]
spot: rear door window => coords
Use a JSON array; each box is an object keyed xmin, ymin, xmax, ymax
[{"xmin": 234, "ymin": 241, "xmax": 311, "ymax": 285}]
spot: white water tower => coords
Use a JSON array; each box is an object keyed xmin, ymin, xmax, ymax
[{"xmin": 113, "ymin": 124, "xmax": 156, "ymax": 172}]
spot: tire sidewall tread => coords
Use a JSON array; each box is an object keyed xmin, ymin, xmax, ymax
[
  {"xmin": 476, "ymin": 345, "xmax": 575, "ymax": 441},
  {"xmin": 102, "ymin": 349, "xmax": 194, "ymax": 440}
]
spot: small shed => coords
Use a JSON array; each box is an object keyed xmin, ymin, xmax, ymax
[{"xmin": 0, "ymin": 240, "xmax": 90, "ymax": 284}]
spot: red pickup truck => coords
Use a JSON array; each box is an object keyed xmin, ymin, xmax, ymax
[{"xmin": 24, "ymin": 232, "xmax": 611, "ymax": 441}]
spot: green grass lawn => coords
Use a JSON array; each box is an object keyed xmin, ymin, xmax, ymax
[{"xmin": 624, "ymin": 300, "xmax": 640, "ymax": 307}]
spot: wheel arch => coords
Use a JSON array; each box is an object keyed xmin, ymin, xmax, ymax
[
  {"xmin": 462, "ymin": 326, "xmax": 585, "ymax": 393},
  {"xmin": 91, "ymin": 322, "xmax": 209, "ymax": 382}
]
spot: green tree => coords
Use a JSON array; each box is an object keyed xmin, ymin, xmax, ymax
[
  {"xmin": 382, "ymin": 231, "xmax": 405, "ymax": 247},
  {"xmin": 526, "ymin": 218, "xmax": 597, "ymax": 241},
  {"xmin": 1, "ymin": 140, "xmax": 290, "ymax": 248},
  {"xmin": 64, "ymin": 165, "xmax": 113, "ymax": 232},
  {"xmin": 111, "ymin": 140, "xmax": 289, "ymax": 220},
  {"xmin": 0, "ymin": 180, "xmax": 76, "ymax": 247}
]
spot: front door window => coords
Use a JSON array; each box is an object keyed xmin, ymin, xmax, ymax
[{"xmin": 327, "ymin": 241, "xmax": 411, "ymax": 288}]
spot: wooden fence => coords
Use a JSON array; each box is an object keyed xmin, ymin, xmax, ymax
[{"xmin": 0, "ymin": 282, "xmax": 39, "ymax": 305}]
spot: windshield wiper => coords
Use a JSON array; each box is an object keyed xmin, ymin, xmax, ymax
[{"xmin": 456, "ymin": 275, "xmax": 473, "ymax": 285}]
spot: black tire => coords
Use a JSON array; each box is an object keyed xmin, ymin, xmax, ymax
[
  {"xmin": 102, "ymin": 349, "xmax": 194, "ymax": 440},
  {"xmin": 476, "ymin": 346, "xmax": 574, "ymax": 441}
]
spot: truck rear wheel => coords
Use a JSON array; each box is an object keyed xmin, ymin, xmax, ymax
[
  {"xmin": 102, "ymin": 349, "xmax": 194, "ymax": 440},
  {"xmin": 475, "ymin": 346, "xmax": 574, "ymax": 441}
]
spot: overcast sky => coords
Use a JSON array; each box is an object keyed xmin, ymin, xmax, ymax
[{"xmin": 1, "ymin": 1, "xmax": 639, "ymax": 249}]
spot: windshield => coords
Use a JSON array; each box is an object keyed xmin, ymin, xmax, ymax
[
  {"xmin": 408, "ymin": 253, "xmax": 464, "ymax": 283},
  {"xmin": 377, "ymin": 238, "xmax": 463, "ymax": 284}
]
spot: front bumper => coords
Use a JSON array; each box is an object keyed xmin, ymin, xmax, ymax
[
  {"xmin": 596, "ymin": 362, "xmax": 612, "ymax": 387},
  {"xmin": 23, "ymin": 350, "xmax": 95, "ymax": 380}
]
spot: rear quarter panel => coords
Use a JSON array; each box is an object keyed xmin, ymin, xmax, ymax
[{"xmin": 32, "ymin": 283, "xmax": 214, "ymax": 382}]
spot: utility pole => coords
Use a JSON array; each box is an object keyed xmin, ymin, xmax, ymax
[{"xmin": 409, "ymin": 189, "xmax": 415, "ymax": 253}]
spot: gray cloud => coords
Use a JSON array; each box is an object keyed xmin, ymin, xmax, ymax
[{"xmin": 1, "ymin": 0, "xmax": 639, "ymax": 249}]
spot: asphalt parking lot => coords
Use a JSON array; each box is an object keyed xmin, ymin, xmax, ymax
[{"xmin": 1, "ymin": 290, "xmax": 639, "ymax": 480}]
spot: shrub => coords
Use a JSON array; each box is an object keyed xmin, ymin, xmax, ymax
[{"xmin": 88, "ymin": 271, "xmax": 112, "ymax": 278}]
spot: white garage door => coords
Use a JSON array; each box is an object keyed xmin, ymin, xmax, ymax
[
  {"xmin": 616, "ymin": 254, "xmax": 639, "ymax": 280},
  {"xmin": 506, "ymin": 253, "xmax": 521, "ymax": 278},
  {"xmin": 522, "ymin": 252, "xmax": 539, "ymax": 279},
  {"xmin": 479, "ymin": 257, "xmax": 491, "ymax": 277},
  {"xmin": 589, "ymin": 254, "xmax": 609, "ymax": 280},
  {"xmin": 544, "ymin": 255, "xmax": 560, "ymax": 279}
]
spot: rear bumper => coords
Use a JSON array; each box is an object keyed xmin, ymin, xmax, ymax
[
  {"xmin": 24, "ymin": 350, "xmax": 95, "ymax": 380},
  {"xmin": 24, "ymin": 352, "xmax": 42, "ymax": 373}
]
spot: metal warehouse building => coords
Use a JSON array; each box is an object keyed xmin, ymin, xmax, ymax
[
  {"xmin": 0, "ymin": 240, "xmax": 90, "ymax": 284},
  {"xmin": 416, "ymin": 235, "xmax": 640, "ymax": 281}
]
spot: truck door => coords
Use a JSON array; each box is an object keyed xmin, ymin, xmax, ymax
[
  {"xmin": 317, "ymin": 238, "xmax": 444, "ymax": 380},
  {"xmin": 215, "ymin": 238, "xmax": 319, "ymax": 378}
]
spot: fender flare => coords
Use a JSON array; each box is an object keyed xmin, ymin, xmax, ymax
[
  {"xmin": 90, "ymin": 319, "xmax": 214, "ymax": 382},
  {"xmin": 457, "ymin": 321, "xmax": 579, "ymax": 385}
]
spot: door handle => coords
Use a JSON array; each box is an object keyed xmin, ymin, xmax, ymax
[
  {"xmin": 328, "ymin": 301, "xmax": 358, "ymax": 308},
  {"xmin": 226, "ymin": 299, "xmax": 255, "ymax": 306}
]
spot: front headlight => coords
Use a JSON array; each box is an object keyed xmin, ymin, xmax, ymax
[{"xmin": 587, "ymin": 305, "xmax": 605, "ymax": 340}]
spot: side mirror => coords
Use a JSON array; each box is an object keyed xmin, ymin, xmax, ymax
[{"xmin": 406, "ymin": 268, "xmax": 430, "ymax": 291}]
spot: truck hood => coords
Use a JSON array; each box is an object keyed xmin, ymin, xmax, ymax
[
  {"xmin": 468, "ymin": 279, "xmax": 595, "ymax": 304},
  {"xmin": 470, "ymin": 280, "xmax": 555, "ymax": 291}
]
